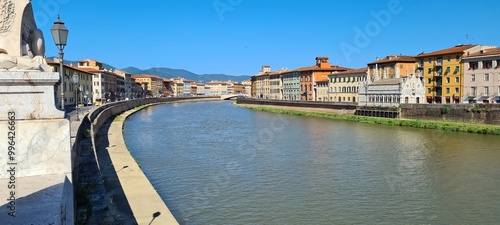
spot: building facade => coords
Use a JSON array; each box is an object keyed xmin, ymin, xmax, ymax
[
  {"xmin": 132, "ymin": 74, "xmax": 164, "ymax": 97},
  {"xmin": 205, "ymin": 82, "xmax": 228, "ymax": 96},
  {"xmin": 359, "ymin": 55, "xmax": 426, "ymax": 107},
  {"xmin": 47, "ymin": 59, "xmax": 94, "ymax": 108},
  {"xmin": 416, "ymin": 45, "xmax": 496, "ymax": 104},
  {"xmin": 329, "ymin": 68, "xmax": 367, "ymax": 103},
  {"xmin": 253, "ymin": 66, "xmax": 271, "ymax": 99},
  {"xmin": 297, "ymin": 57, "xmax": 349, "ymax": 101},
  {"xmin": 282, "ymin": 70, "xmax": 301, "ymax": 101},
  {"xmin": 269, "ymin": 69, "xmax": 286, "ymax": 100},
  {"xmin": 463, "ymin": 48, "xmax": 500, "ymax": 103}
]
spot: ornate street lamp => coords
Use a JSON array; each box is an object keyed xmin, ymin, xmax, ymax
[
  {"xmin": 72, "ymin": 74, "xmax": 79, "ymax": 121},
  {"xmin": 51, "ymin": 16, "xmax": 69, "ymax": 111}
]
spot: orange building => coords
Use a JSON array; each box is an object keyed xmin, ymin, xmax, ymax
[{"xmin": 297, "ymin": 57, "xmax": 349, "ymax": 101}]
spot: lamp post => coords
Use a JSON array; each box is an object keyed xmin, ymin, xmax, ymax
[
  {"xmin": 72, "ymin": 74, "xmax": 79, "ymax": 121},
  {"xmin": 51, "ymin": 16, "xmax": 69, "ymax": 111},
  {"xmin": 84, "ymin": 90, "xmax": 89, "ymax": 106}
]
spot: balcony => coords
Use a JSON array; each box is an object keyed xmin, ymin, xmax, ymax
[
  {"xmin": 417, "ymin": 64, "xmax": 424, "ymax": 69},
  {"xmin": 435, "ymin": 62, "xmax": 442, "ymax": 67}
]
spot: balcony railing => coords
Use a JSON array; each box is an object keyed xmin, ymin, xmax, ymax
[{"xmin": 436, "ymin": 62, "xmax": 442, "ymax": 67}]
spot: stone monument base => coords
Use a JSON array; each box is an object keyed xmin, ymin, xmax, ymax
[{"xmin": 0, "ymin": 72, "xmax": 73, "ymax": 224}]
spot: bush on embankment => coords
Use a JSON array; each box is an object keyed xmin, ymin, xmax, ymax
[{"xmin": 238, "ymin": 105, "xmax": 500, "ymax": 136}]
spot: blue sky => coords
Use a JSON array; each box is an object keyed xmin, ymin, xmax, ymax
[{"xmin": 33, "ymin": 0, "xmax": 500, "ymax": 75}]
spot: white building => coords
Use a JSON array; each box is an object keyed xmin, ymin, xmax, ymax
[{"xmin": 359, "ymin": 65, "xmax": 426, "ymax": 107}]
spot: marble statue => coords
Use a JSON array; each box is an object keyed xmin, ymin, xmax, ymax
[{"xmin": 0, "ymin": 0, "xmax": 50, "ymax": 71}]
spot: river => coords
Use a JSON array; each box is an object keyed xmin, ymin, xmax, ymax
[{"xmin": 123, "ymin": 101, "xmax": 500, "ymax": 225}]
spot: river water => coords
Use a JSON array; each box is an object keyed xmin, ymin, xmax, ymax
[{"xmin": 123, "ymin": 101, "xmax": 500, "ymax": 225}]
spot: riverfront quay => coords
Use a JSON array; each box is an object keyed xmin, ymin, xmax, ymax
[
  {"xmin": 235, "ymin": 103, "xmax": 500, "ymax": 135},
  {"xmin": 73, "ymin": 97, "xmax": 218, "ymax": 224}
]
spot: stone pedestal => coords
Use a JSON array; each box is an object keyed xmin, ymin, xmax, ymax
[{"xmin": 0, "ymin": 71, "xmax": 73, "ymax": 224}]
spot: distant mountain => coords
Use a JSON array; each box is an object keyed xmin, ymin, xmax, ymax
[
  {"xmin": 51, "ymin": 57, "xmax": 251, "ymax": 83},
  {"xmin": 121, "ymin": 67, "xmax": 251, "ymax": 83}
]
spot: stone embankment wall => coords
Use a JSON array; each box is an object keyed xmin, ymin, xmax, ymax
[
  {"xmin": 72, "ymin": 97, "xmax": 216, "ymax": 224},
  {"xmin": 236, "ymin": 98, "xmax": 500, "ymax": 125},
  {"xmin": 237, "ymin": 98, "xmax": 358, "ymax": 110},
  {"xmin": 400, "ymin": 104, "xmax": 500, "ymax": 125}
]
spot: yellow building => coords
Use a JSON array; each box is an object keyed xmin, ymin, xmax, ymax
[
  {"xmin": 132, "ymin": 74, "xmax": 164, "ymax": 97},
  {"xmin": 253, "ymin": 66, "xmax": 271, "ymax": 99},
  {"xmin": 316, "ymin": 79, "xmax": 329, "ymax": 102},
  {"xmin": 172, "ymin": 82, "xmax": 184, "ymax": 97},
  {"xmin": 367, "ymin": 55, "xmax": 416, "ymax": 79},
  {"xmin": 329, "ymin": 68, "xmax": 367, "ymax": 103},
  {"xmin": 47, "ymin": 59, "xmax": 94, "ymax": 108},
  {"xmin": 416, "ymin": 44, "xmax": 496, "ymax": 104}
]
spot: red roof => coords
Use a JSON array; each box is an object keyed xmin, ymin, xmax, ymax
[
  {"xmin": 46, "ymin": 59, "xmax": 98, "ymax": 74},
  {"xmin": 416, "ymin": 44, "xmax": 476, "ymax": 58},
  {"xmin": 296, "ymin": 65, "xmax": 350, "ymax": 72},
  {"xmin": 367, "ymin": 55, "xmax": 415, "ymax": 65},
  {"xmin": 465, "ymin": 48, "xmax": 500, "ymax": 58},
  {"xmin": 333, "ymin": 68, "xmax": 368, "ymax": 75}
]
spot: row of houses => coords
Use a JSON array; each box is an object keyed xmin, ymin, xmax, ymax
[
  {"xmin": 251, "ymin": 44, "xmax": 500, "ymax": 106},
  {"xmin": 47, "ymin": 58, "xmax": 252, "ymax": 108}
]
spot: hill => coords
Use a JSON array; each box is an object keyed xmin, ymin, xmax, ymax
[
  {"xmin": 49, "ymin": 57, "xmax": 251, "ymax": 83},
  {"xmin": 121, "ymin": 67, "xmax": 251, "ymax": 83}
]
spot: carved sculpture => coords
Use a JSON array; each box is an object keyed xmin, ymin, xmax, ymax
[{"xmin": 0, "ymin": 0, "xmax": 50, "ymax": 71}]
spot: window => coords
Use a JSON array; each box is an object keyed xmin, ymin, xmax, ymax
[
  {"xmin": 454, "ymin": 66, "xmax": 460, "ymax": 73},
  {"xmin": 446, "ymin": 88, "xmax": 450, "ymax": 94},
  {"xmin": 484, "ymin": 87, "xmax": 489, "ymax": 95},
  {"xmin": 471, "ymin": 87, "xmax": 477, "ymax": 96},
  {"xmin": 428, "ymin": 78, "xmax": 432, "ymax": 84},
  {"xmin": 428, "ymin": 88, "xmax": 432, "ymax": 94},
  {"xmin": 455, "ymin": 77, "xmax": 459, "ymax": 83},
  {"xmin": 483, "ymin": 61, "xmax": 492, "ymax": 69},
  {"xmin": 446, "ymin": 77, "xmax": 450, "ymax": 83},
  {"xmin": 471, "ymin": 74, "xmax": 475, "ymax": 82},
  {"xmin": 456, "ymin": 55, "xmax": 460, "ymax": 61},
  {"xmin": 497, "ymin": 60, "xmax": 500, "ymax": 68},
  {"xmin": 455, "ymin": 88, "xmax": 459, "ymax": 94},
  {"xmin": 428, "ymin": 58, "xmax": 431, "ymax": 64},
  {"xmin": 445, "ymin": 67, "xmax": 451, "ymax": 73},
  {"xmin": 447, "ymin": 56, "xmax": 451, "ymax": 62},
  {"xmin": 485, "ymin": 74, "xmax": 489, "ymax": 81},
  {"xmin": 470, "ymin": 62, "xmax": 478, "ymax": 70},
  {"xmin": 428, "ymin": 68, "xmax": 432, "ymax": 74}
]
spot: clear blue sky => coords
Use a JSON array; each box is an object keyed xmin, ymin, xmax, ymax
[{"xmin": 34, "ymin": 0, "xmax": 500, "ymax": 76}]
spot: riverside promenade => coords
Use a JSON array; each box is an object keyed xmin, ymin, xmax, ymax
[{"xmin": 72, "ymin": 97, "xmax": 218, "ymax": 224}]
